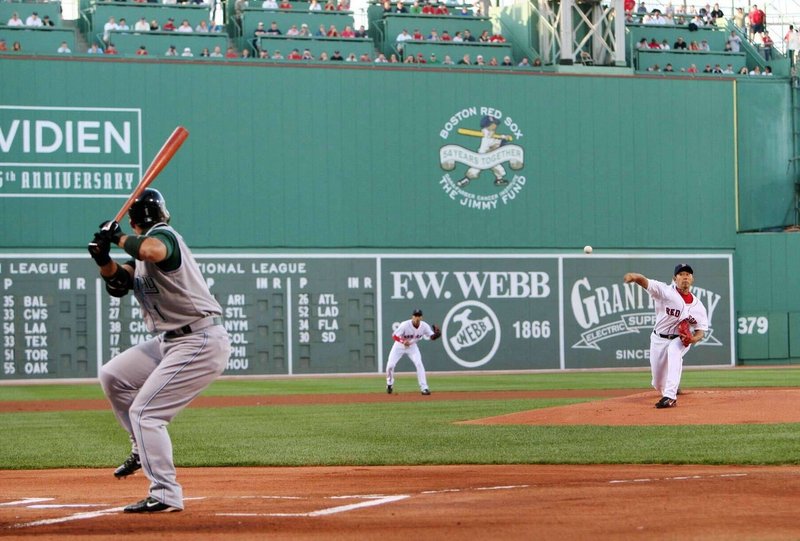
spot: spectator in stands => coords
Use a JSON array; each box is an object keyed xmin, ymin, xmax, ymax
[
  {"xmin": 457, "ymin": 53, "xmax": 471, "ymax": 64},
  {"xmin": 452, "ymin": 31, "xmax": 463, "ymax": 42},
  {"xmin": 308, "ymin": 0, "xmax": 322, "ymax": 9},
  {"xmin": 761, "ymin": 30, "xmax": 774, "ymax": 61},
  {"xmin": 647, "ymin": 64, "xmax": 661, "ymax": 71},
  {"xmin": 702, "ymin": 64, "xmax": 712, "ymax": 72},
  {"xmin": 722, "ymin": 63, "xmax": 734, "ymax": 73},
  {"xmin": 103, "ymin": 17, "xmax": 118, "ymax": 44},
  {"xmin": 490, "ymin": 33, "xmax": 506, "ymax": 43},
  {"xmin": 299, "ymin": 23, "xmax": 311, "ymax": 37},
  {"xmin": 341, "ymin": 25, "xmax": 355, "ymax": 38},
  {"xmin": 648, "ymin": 38, "xmax": 660, "ymax": 48},
  {"xmin": 354, "ymin": 25, "xmax": 367, "ymax": 38},
  {"xmin": 25, "ymin": 12, "xmax": 44, "ymax": 27},
  {"xmin": 263, "ymin": 0, "xmax": 278, "ymax": 7},
  {"xmin": 442, "ymin": 54, "xmax": 454, "ymax": 65},
  {"xmin": 327, "ymin": 24, "xmax": 339, "ymax": 36},
  {"xmin": 210, "ymin": 45, "xmax": 223, "ymax": 57},
  {"xmin": 200, "ymin": 47, "xmax": 210, "ymax": 56},
  {"xmin": 162, "ymin": 18, "xmax": 177, "ymax": 31},
  {"xmin": 241, "ymin": 48, "xmax": 252, "ymax": 58},
  {"xmin": 518, "ymin": 57, "xmax": 531, "ymax": 67},
  {"xmin": 698, "ymin": 39, "xmax": 709, "ymax": 51},
  {"xmin": 318, "ymin": 51, "xmax": 330, "ymax": 60},
  {"xmin": 375, "ymin": 52, "xmax": 388, "ymax": 62},
  {"xmin": 266, "ymin": 21, "xmax": 282, "ymax": 34},
  {"xmin": 117, "ymin": 18, "xmax": 130, "ymax": 32},
  {"xmin": 726, "ymin": 31, "xmax": 741, "ymax": 52},
  {"xmin": 175, "ymin": 19, "xmax": 192, "ymax": 32},
  {"xmin": 88, "ymin": 43, "xmax": 104, "ymax": 54},
  {"xmin": 732, "ymin": 7, "xmax": 744, "ymax": 29},
  {"xmin": 381, "ymin": 0, "xmax": 394, "ymax": 13},
  {"xmin": 712, "ymin": 64, "xmax": 723, "ymax": 73},
  {"xmin": 463, "ymin": 29, "xmax": 476, "ymax": 42},
  {"xmin": 427, "ymin": 29, "xmax": 440, "ymax": 41},
  {"xmin": 785, "ymin": 25, "xmax": 800, "ymax": 63},
  {"xmin": 689, "ymin": 40, "xmax": 699, "ymax": 50},
  {"xmin": 331, "ymin": 50, "xmax": 344, "ymax": 60},
  {"xmin": 287, "ymin": 48, "xmax": 302, "ymax": 59},
  {"xmin": 395, "ymin": 1, "xmax": 408, "ymax": 13},
  {"xmin": 636, "ymin": 38, "xmax": 647, "ymax": 50},
  {"xmin": 673, "ymin": 36, "xmax": 687, "ymax": 49},
  {"xmin": 457, "ymin": 5, "xmax": 471, "ymax": 16},
  {"xmin": 302, "ymin": 49, "xmax": 314, "ymax": 60},
  {"xmin": 134, "ymin": 17, "xmax": 149, "ymax": 32},
  {"xmin": 710, "ymin": 3, "xmax": 723, "ymax": 21},
  {"xmin": 664, "ymin": 63, "xmax": 674, "ymax": 71},
  {"xmin": 271, "ymin": 49, "xmax": 283, "ymax": 58},
  {"xmin": 105, "ymin": 42, "xmax": 118, "ymax": 54},
  {"xmin": 763, "ymin": 65, "xmax": 773, "ymax": 75},
  {"xmin": 41, "ymin": 15, "xmax": 54, "ymax": 27},
  {"xmin": 440, "ymin": 30, "xmax": 452, "ymax": 41},
  {"xmin": 738, "ymin": 66, "xmax": 748, "ymax": 74},
  {"xmin": 688, "ymin": 14, "xmax": 704, "ymax": 28},
  {"xmin": 0, "ymin": 39, "xmax": 6, "ymax": 52},
  {"xmin": 748, "ymin": 4, "xmax": 765, "ymax": 40},
  {"xmin": 324, "ymin": 0, "xmax": 336, "ymax": 10},
  {"xmin": 225, "ymin": 46, "xmax": 238, "ymax": 57},
  {"xmin": 7, "ymin": 12, "xmax": 24, "ymax": 26},
  {"xmin": 57, "ymin": 41, "xmax": 72, "ymax": 54},
  {"xmin": 182, "ymin": 47, "xmax": 193, "ymax": 56},
  {"xmin": 359, "ymin": 52, "xmax": 371, "ymax": 62},
  {"xmin": 501, "ymin": 55, "xmax": 513, "ymax": 66},
  {"xmin": 12, "ymin": 41, "xmax": 22, "ymax": 52},
  {"xmin": 687, "ymin": 63, "xmax": 698, "ymax": 73},
  {"xmin": 749, "ymin": 65, "xmax": 761, "ymax": 75},
  {"xmin": 316, "ymin": 24, "xmax": 326, "ymax": 36},
  {"xmin": 337, "ymin": 0, "xmax": 350, "ymax": 10},
  {"xmin": 257, "ymin": 49, "xmax": 268, "ymax": 58},
  {"xmin": 279, "ymin": 0, "xmax": 292, "ymax": 8},
  {"xmin": 252, "ymin": 22, "xmax": 268, "ymax": 51},
  {"xmin": 389, "ymin": 53, "xmax": 399, "ymax": 62},
  {"xmin": 409, "ymin": 1, "xmax": 422, "ymax": 14},
  {"xmin": 396, "ymin": 28, "xmax": 412, "ymax": 54},
  {"xmin": 488, "ymin": 57, "xmax": 498, "ymax": 66},
  {"xmin": 478, "ymin": 30, "xmax": 490, "ymax": 42},
  {"xmin": 286, "ymin": 24, "xmax": 300, "ymax": 36},
  {"xmin": 165, "ymin": 45, "xmax": 178, "ymax": 56},
  {"xmin": 660, "ymin": 39, "xmax": 670, "ymax": 50},
  {"xmin": 426, "ymin": 52, "xmax": 436, "ymax": 63},
  {"xmin": 149, "ymin": 19, "xmax": 160, "ymax": 31}
]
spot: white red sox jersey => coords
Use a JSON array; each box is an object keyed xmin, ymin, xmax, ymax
[
  {"xmin": 392, "ymin": 319, "xmax": 435, "ymax": 345},
  {"xmin": 648, "ymin": 279, "xmax": 709, "ymax": 337},
  {"xmin": 133, "ymin": 223, "xmax": 222, "ymax": 333}
]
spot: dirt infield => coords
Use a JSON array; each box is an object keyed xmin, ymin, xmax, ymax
[{"xmin": 3, "ymin": 388, "xmax": 800, "ymax": 539}]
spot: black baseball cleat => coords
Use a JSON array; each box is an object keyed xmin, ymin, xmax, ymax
[
  {"xmin": 387, "ymin": 384, "xmax": 393, "ymax": 394},
  {"xmin": 123, "ymin": 496, "xmax": 180, "ymax": 513},
  {"xmin": 494, "ymin": 178, "xmax": 509, "ymax": 186},
  {"xmin": 456, "ymin": 177, "xmax": 470, "ymax": 188},
  {"xmin": 114, "ymin": 453, "xmax": 141, "ymax": 479},
  {"xmin": 421, "ymin": 389, "xmax": 431, "ymax": 396},
  {"xmin": 655, "ymin": 396, "xmax": 677, "ymax": 409}
]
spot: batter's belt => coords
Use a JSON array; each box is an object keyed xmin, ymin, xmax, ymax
[
  {"xmin": 653, "ymin": 330, "xmax": 679, "ymax": 340},
  {"xmin": 164, "ymin": 315, "xmax": 223, "ymax": 339}
]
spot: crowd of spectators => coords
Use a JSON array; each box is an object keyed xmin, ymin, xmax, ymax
[
  {"xmin": 6, "ymin": 11, "xmax": 56, "ymax": 27},
  {"xmin": 380, "ymin": 0, "xmax": 482, "ymax": 17}
]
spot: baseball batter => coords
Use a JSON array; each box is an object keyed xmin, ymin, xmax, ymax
[
  {"xmin": 624, "ymin": 264, "xmax": 708, "ymax": 408},
  {"xmin": 386, "ymin": 308, "xmax": 440, "ymax": 395},
  {"xmin": 456, "ymin": 115, "xmax": 511, "ymax": 188},
  {"xmin": 87, "ymin": 188, "xmax": 230, "ymax": 513}
]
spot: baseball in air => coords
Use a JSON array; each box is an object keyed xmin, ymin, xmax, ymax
[{"xmin": 583, "ymin": 245, "xmax": 593, "ymax": 254}]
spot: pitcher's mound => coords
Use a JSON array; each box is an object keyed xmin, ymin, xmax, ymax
[{"xmin": 463, "ymin": 388, "xmax": 800, "ymax": 426}]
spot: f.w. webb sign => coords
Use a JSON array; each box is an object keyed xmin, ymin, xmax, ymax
[{"xmin": 381, "ymin": 255, "xmax": 734, "ymax": 371}]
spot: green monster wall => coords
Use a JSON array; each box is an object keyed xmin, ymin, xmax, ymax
[{"xmin": 0, "ymin": 57, "xmax": 797, "ymax": 377}]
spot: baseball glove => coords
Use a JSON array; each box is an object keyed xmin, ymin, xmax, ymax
[
  {"xmin": 677, "ymin": 319, "xmax": 693, "ymax": 347},
  {"xmin": 430, "ymin": 324, "xmax": 442, "ymax": 341}
]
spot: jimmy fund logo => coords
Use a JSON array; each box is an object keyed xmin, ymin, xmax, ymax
[
  {"xmin": 438, "ymin": 106, "xmax": 526, "ymax": 211},
  {"xmin": 442, "ymin": 301, "xmax": 501, "ymax": 368},
  {"xmin": 570, "ymin": 278, "xmax": 723, "ymax": 350}
]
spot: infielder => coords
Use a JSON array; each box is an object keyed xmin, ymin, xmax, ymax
[
  {"xmin": 386, "ymin": 308, "xmax": 440, "ymax": 395},
  {"xmin": 88, "ymin": 188, "xmax": 230, "ymax": 513},
  {"xmin": 456, "ymin": 115, "xmax": 511, "ymax": 188},
  {"xmin": 624, "ymin": 264, "xmax": 708, "ymax": 408}
]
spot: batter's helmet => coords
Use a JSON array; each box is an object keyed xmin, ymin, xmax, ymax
[
  {"xmin": 480, "ymin": 115, "xmax": 498, "ymax": 128},
  {"xmin": 129, "ymin": 188, "xmax": 170, "ymax": 228}
]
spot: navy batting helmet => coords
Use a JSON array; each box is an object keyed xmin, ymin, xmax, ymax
[
  {"xmin": 129, "ymin": 188, "xmax": 170, "ymax": 229},
  {"xmin": 480, "ymin": 115, "xmax": 498, "ymax": 128}
]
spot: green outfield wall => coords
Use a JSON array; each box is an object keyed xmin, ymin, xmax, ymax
[{"xmin": 0, "ymin": 56, "xmax": 797, "ymax": 377}]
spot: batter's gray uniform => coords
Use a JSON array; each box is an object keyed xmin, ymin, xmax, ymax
[{"xmin": 99, "ymin": 222, "xmax": 230, "ymax": 511}]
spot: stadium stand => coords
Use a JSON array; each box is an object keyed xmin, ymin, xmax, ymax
[
  {"xmin": 90, "ymin": 2, "xmax": 213, "ymax": 39},
  {"xmin": 256, "ymin": 34, "xmax": 373, "ymax": 58},
  {"xmin": 105, "ymin": 29, "xmax": 228, "ymax": 57},
  {"xmin": 399, "ymin": 40, "xmax": 512, "ymax": 64},
  {"xmin": 241, "ymin": 8, "xmax": 354, "ymax": 49},
  {"xmin": 0, "ymin": 2, "xmax": 63, "ymax": 26},
  {"xmin": 0, "ymin": 26, "xmax": 76, "ymax": 54},
  {"xmin": 635, "ymin": 49, "xmax": 747, "ymax": 73}
]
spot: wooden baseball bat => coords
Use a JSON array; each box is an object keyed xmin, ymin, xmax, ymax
[
  {"xmin": 457, "ymin": 128, "xmax": 513, "ymax": 141},
  {"xmin": 112, "ymin": 126, "xmax": 189, "ymax": 223}
]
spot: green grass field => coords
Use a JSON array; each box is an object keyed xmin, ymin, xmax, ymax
[{"xmin": 1, "ymin": 368, "xmax": 799, "ymax": 470}]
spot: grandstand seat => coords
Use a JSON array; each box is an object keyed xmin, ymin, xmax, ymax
[
  {"xmin": 105, "ymin": 29, "xmax": 228, "ymax": 56},
  {"xmin": 91, "ymin": 2, "xmax": 213, "ymax": 39},
  {"xmin": 241, "ymin": 8, "xmax": 354, "ymax": 50},
  {"xmin": 0, "ymin": 26, "xmax": 76, "ymax": 54},
  {"xmin": 382, "ymin": 13, "xmax": 491, "ymax": 45},
  {"xmin": 0, "ymin": 2, "xmax": 63, "ymax": 27}
]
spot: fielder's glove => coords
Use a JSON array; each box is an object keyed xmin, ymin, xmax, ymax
[
  {"xmin": 87, "ymin": 233, "xmax": 111, "ymax": 267},
  {"xmin": 430, "ymin": 324, "xmax": 442, "ymax": 341},
  {"xmin": 97, "ymin": 220, "xmax": 124, "ymax": 245},
  {"xmin": 677, "ymin": 319, "xmax": 693, "ymax": 347}
]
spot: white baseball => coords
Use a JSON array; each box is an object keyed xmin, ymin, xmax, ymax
[{"xmin": 583, "ymin": 245, "xmax": 593, "ymax": 254}]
